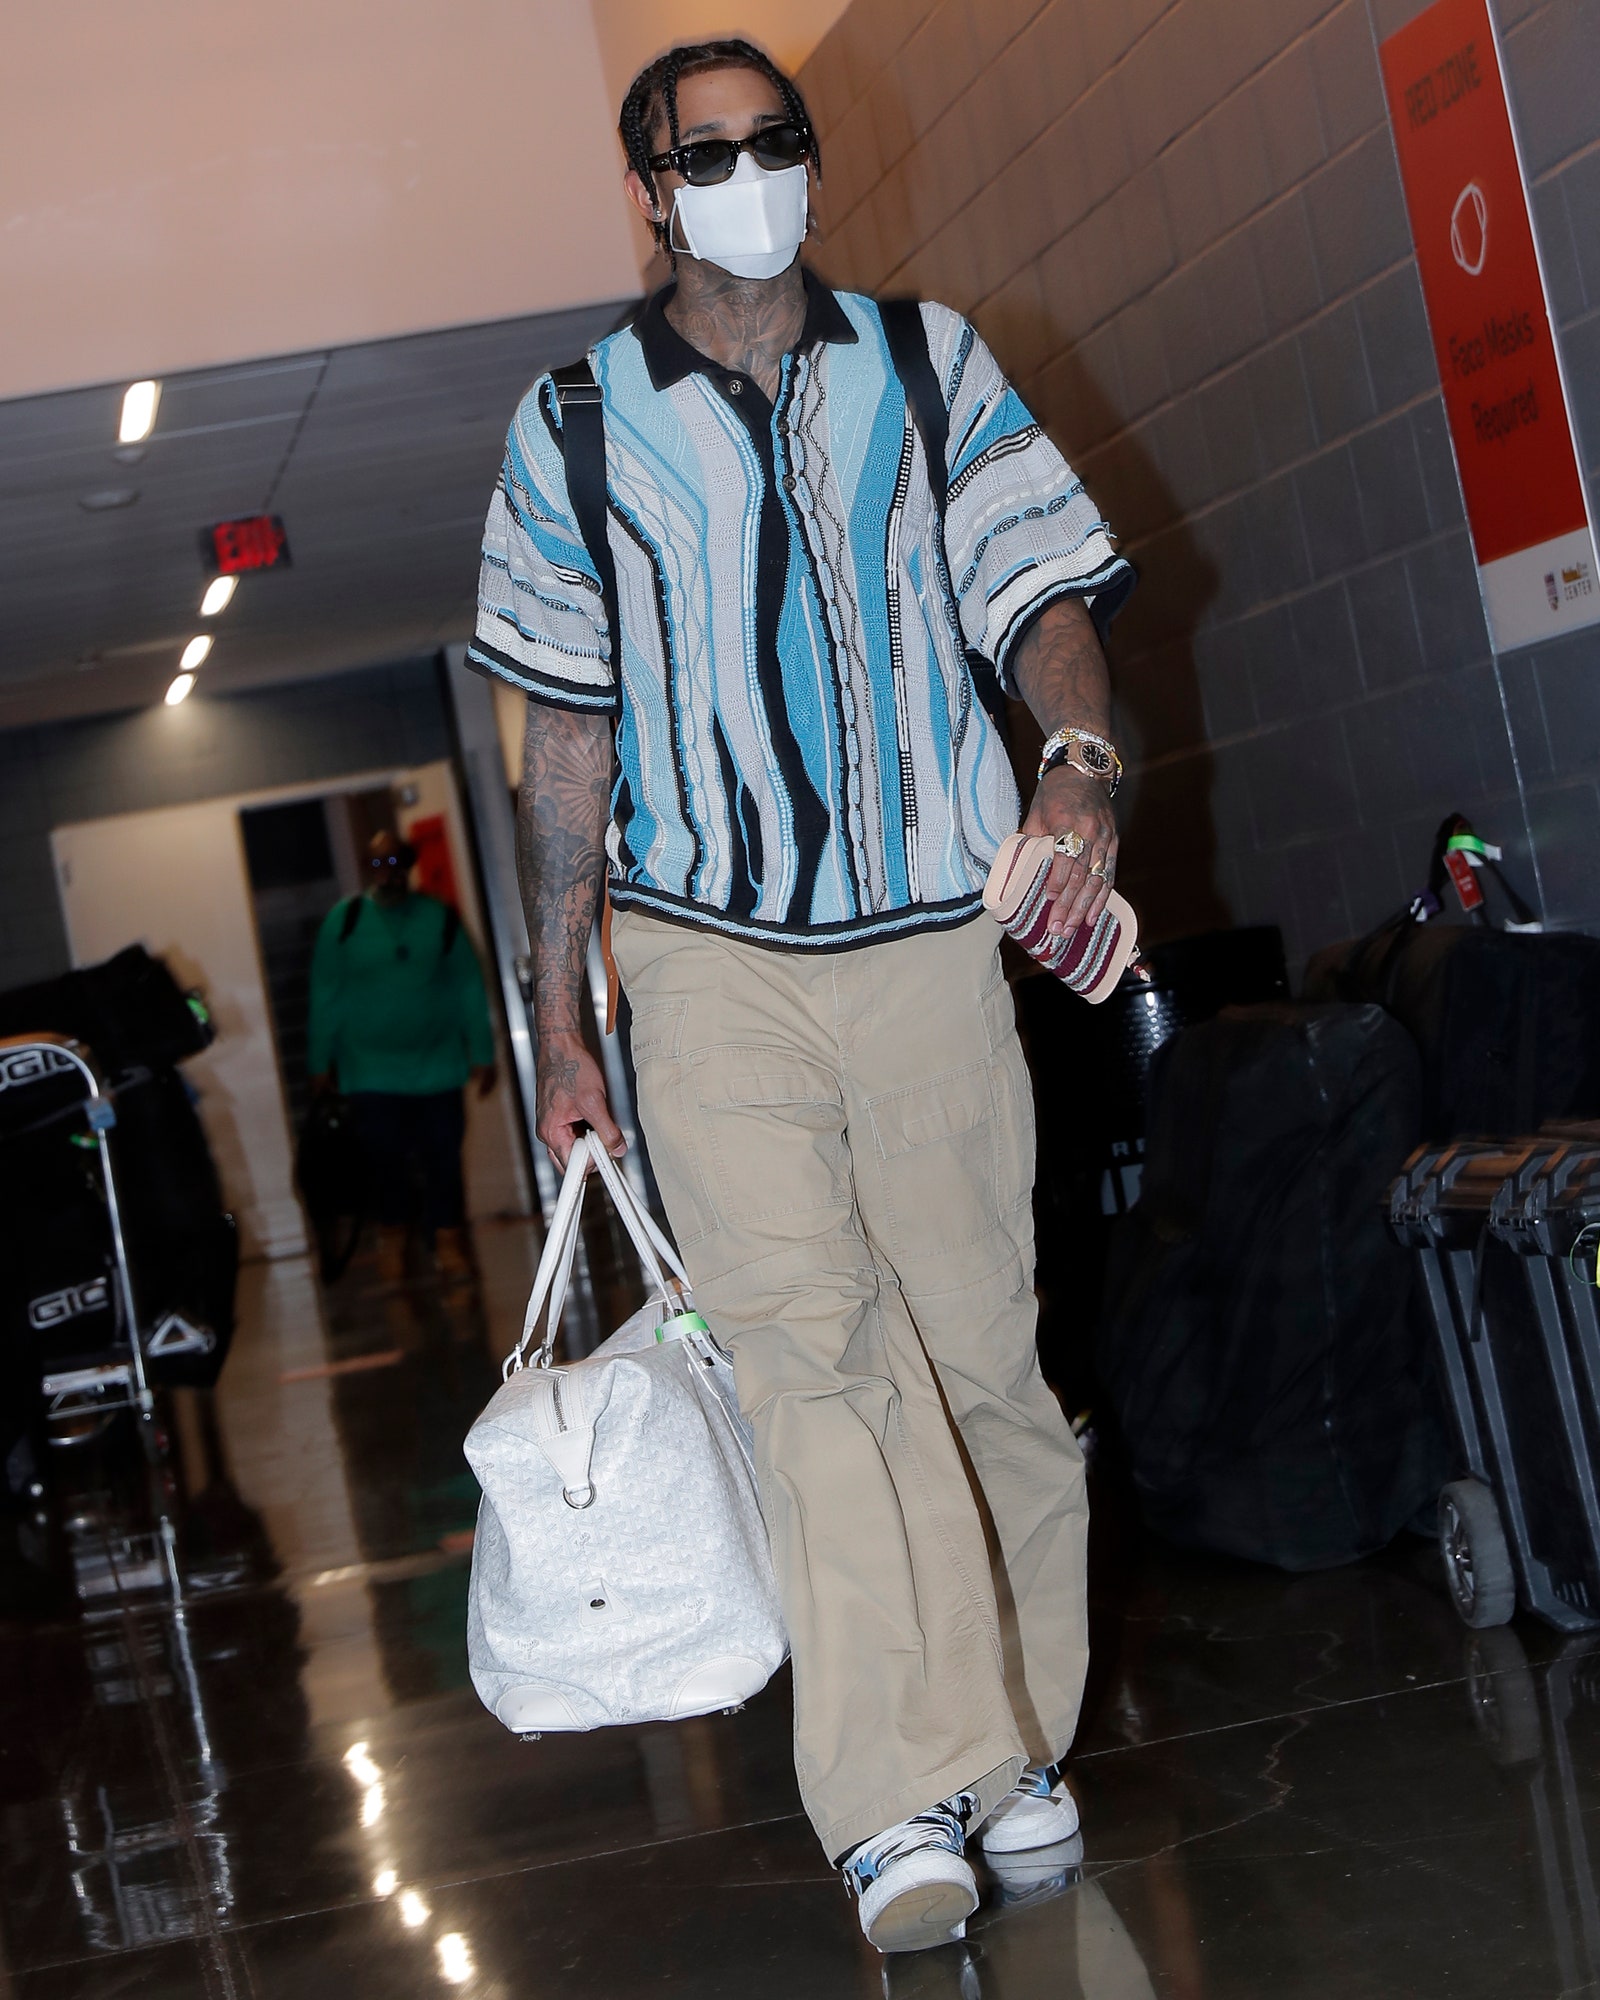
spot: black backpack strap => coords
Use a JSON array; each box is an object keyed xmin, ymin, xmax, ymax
[
  {"xmin": 440, "ymin": 903, "xmax": 461, "ymax": 963},
  {"xmin": 551, "ymin": 358, "xmax": 621, "ymax": 665},
  {"xmin": 878, "ymin": 299, "xmax": 1008, "ymax": 736},
  {"xmin": 338, "ymin": 896, "xmax": 364, "ymax": 944},
  {"xmin": 879, "ymin": 298, "xmax": 950, "ymax": 509}
]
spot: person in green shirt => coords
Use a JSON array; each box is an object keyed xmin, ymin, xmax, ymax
[{"xmin": 307, "ymin": 830, "xmax": 497, "ymax": 1283}]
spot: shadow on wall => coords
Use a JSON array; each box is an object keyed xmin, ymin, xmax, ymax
[
  {"xmin": 793, "ymin": 33, "xmax": 1233, "ymax": 945},
  {"xmin": 949, "ymin": 284, "xmax": 1227, "ymax": 944}
]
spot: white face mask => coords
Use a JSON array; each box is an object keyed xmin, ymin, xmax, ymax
[{"xmin": 669, "ymin": 153, "xmax": 808, "ymax": 282}]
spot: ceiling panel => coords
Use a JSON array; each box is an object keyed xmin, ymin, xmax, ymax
[{"xmin": 0, "ymin": 297, "xmax": 633, "ymax": 728}]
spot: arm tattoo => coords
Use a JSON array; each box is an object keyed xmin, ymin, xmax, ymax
[
  {"xmin": 515, "ymin": 702, "xmax": 614, "ymax": 1043},
  {"xmin": 665, "ymin": 261, "xmax": 808, "ymax": 402},
  {"xmin": 1011, "ymin": 597, "xmax": 1113, "ymax": 741}
]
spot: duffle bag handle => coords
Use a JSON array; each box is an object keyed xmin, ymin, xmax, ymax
[
  {"xmin": 506, "ymin": 1134, "xmax": 694, "ymax": 1376},
  {"xmin": 505, "ymin": 1136, "xmax": 590, "ymax": 1377}
]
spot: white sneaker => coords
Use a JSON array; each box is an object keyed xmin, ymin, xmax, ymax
[
  {"xmin": 976, "ymin": 1762, "xmax": 1081, "ymax": 1854},
  {"xmin": 841, "ymin": 1793, "xmax": 981, "ymax": 1954},
  {"xmin": 984, "ymin": 1831, "xmax": 1084, "ymax": 1908}
]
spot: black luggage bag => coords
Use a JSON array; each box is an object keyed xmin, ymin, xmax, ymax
[
  {"xmin": 1389, "ymin": 1133, "xmax": 1600, "ymax": 1631},
  {"xmin": 0, "ymin": 947, "xmax": 236, "ymax": 1398},
  {"xmin": 110, "ymin": 1069, "xmax": 237, "ymax": 1388},
  {"xmin": 0, "ymin": 1066, "xmax": 236, "ymax": 1409},
  {"xmin": 1305, "ymin": 921, "xmax": 1600, "ymax": 1140},
  {"xmin": 1099, "ymin": 1002, "xmax": 1446, "ymax": 1570},
  {"xmin": 0, "ymin": 946, "xmax": 211, "ymax": 1074},
  {"xmin": 295, "ymin": 1092, "xmax": 370, "ymax": 1283}
]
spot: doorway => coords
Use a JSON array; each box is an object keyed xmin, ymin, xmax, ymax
[{"xmin": 53, "ymin": 763, "xmax": 532, "ymax": 1264}]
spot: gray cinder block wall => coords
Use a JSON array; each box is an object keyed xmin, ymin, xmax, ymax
[
  {"xmin": 0, "ymin": 659, "xmax": 449, "ymax": 992},
  {"xmin": 801, "ymin": 0, "xmax": 1600, "ymax": 967}
]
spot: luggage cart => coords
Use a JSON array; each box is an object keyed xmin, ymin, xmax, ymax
[
  {"xmin": 0, "ymin": 1032, "xmax": 158, "ymax": 1456},
  {"xmin": 1389, "ymin": 1133, "xmax": 1600, "ymax": 1632}
]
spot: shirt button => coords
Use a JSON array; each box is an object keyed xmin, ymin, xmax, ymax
[
  {"xmin": 726, "ymin": 378, "xmax": 743, "ymax": 396},
  {"xmin": 782, "ymin": 474, "xmax": 797, "ymax": 492}
]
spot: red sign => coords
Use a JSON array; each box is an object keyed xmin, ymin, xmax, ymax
[
  {"xmin": 406, "ymin": 815, "xmax": 460, "ymax": 909},
  {"xmin": 207, "ymin": 514, "xmax": 290, "ymax": 574},
  {"xmin": 1380, "ymin": 0, "xmax": 1597, "ymax": 648}
]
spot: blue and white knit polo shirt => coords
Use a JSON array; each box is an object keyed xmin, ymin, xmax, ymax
[{"xmin": 469, "ymin": 273, "xmax": 1132, "ymax": 951}]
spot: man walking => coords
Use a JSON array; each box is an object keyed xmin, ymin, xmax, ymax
[
  {"xmin": 470, "ymin": 40, "xmax": 1132, "ymax": 1953},
  {"xmin": 308, "ymin": 829, "xmax": 497, "ymax": 1284}
]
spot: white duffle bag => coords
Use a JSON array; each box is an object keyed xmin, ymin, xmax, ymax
[{"xmin": 464, "ymin": 1133, "xmax": 787, "ymax": 1735}]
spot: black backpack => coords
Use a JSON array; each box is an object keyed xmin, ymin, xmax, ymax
[{"xmin": 1302, "ymin": 812, "xmax": 1600, "ymax": 1140}]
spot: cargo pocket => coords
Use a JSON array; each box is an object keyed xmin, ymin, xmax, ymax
[
  {"xmin": 867, "ymin": 1061, "xmax": 1001, "ymax": 1257},
  {"xmin": 626, "ymin": 994, "xmax": 687, "ymax": 1066},
  {"xmin": 693, "ymin": 1051, "xmax": 849, "ymax": 1225}
]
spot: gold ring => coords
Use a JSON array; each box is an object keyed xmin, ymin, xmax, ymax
[
  {"xmin": 1088, "ymin": 859, "xmax": 1108, "ymax": 877},
  {"xmin": 1053, "ymin": 830, "xmax": 1085, "ymax": 859}
]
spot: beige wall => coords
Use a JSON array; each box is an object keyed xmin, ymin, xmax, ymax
[
  {"xmin": 3, "ymin": 0, "xmax": 638, "ymax": 401},
  {"xmin": 4, "ymin": 1, "xmax": 859, "ymax": 403},
  {"xmin": 589, "ymin": 0, "xmax": 853, "ymax": 109}
]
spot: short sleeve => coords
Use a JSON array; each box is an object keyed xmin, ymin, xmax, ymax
[
  {"xmin": 923, "ymin": 304, "xmax": 1135, "ymax": 693},
  {"xmin": 465, "ymin": 375, "xmax": 618, "ymax": 713}
]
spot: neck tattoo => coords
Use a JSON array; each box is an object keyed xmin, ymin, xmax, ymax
[{"xmin": 665, "ymin": 259, "xmax": 807, "ymax": 402}]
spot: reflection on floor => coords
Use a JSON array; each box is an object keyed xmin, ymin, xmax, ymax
[{"xmin": 2, "ymin": 1216, "xmax": 1597, "ymax": 1999}]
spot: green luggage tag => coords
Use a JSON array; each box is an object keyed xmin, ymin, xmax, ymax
[{"xmin": 655, "ymin": 1309, "xmax": 711, "ymax": 1344}]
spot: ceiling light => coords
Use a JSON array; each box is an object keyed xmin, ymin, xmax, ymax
[
  {"xmin": 200, "ymin": 575, "xmax": 237, "ymax": 617},
  {"xmin": 180, "ymin": 635, "xmax": 213, "ymax": 672},
  {"xmin": 436, "ymin": 1934, "xmax": 474, "ymax": 1985},
  {"xmin": 398, "ymin": 1890, "xmax": 430, "ymax": 1929},
  {"xmin": 360, "ymin": 1783, "xmax": 385, "ymax": 1827},
  {"xmin": 373, "ymin": 1868, "xmax": 398, "ymax": 1899},
  {"xmin": 165, "ymin": 674, "xmax": 195, "ymax": 706},
  {"xmin": 119, "ymin": 380, "xmax": 161, "ymax": 444}
]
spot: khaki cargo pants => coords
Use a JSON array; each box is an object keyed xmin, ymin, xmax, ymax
[{"xmin": 611, "ymin": 908, "xmax": 1089, "ymax": 1862}]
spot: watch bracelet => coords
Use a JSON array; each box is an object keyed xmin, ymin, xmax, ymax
[{"xmin": 1037, "ymin": 726, "xmax": 1122, "ymax": 794}]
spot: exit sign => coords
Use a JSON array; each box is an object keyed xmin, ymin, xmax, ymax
[{"xmin": 205, "ymin": 514, "xmax": 291, "ymax": 574}]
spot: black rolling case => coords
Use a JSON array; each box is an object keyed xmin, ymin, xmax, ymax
[
  {"xmin": 1099, "ymin": 1002, "xmax": 1446, "ymax": 1570},
  {"xmin": 1389, "ymin": 1132, "xmax": 1600, "ymax": 1631}
]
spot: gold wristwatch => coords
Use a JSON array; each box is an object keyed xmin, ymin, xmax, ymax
[{"xmin": 1038, "ymin": 726, "xmax": 1122, "ymax": 796}]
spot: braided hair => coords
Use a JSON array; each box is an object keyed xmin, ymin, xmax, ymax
[{"xmin": 619, "ymin": 39, "xmax": 821, "ymax": 258}]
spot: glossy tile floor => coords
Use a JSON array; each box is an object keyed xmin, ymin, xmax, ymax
[{"xmin": 3, "ymin": 1217, "xmax": 1598, "ymax": 1998}]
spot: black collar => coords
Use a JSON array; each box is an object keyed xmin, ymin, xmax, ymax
[{"xmin": 635, "ymin": 268, "xmax": 858, "ymax": 391}]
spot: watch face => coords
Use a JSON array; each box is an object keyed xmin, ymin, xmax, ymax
[{"xmin": 1076, "ymin": 739, "xmax": 1113, "ymax": 776}]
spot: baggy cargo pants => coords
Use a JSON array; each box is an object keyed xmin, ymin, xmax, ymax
[{"xmin": 611, "ymin": 908, "xmax": 1090, "ymax": 1863}]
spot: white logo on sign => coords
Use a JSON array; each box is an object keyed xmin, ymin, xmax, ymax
[
  {"xmin": 0, "ymin": 1046, "xmax": 77, "ymax": 1093},
  {"xmin": 29, "ymin": 1278, "xmax": 110, "ymax": 1329},
  {"xmin": 1451, "ymin": 182, "xmax": 1488, "ymax": 276},
  {"xmin": 147, "ymin": 1312, "xmax": 216, "ymax": 1356}
]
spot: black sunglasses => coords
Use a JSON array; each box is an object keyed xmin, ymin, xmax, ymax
[{"xmin": 648, "ymin": 120, "xmax": 812, "ymax": 188}]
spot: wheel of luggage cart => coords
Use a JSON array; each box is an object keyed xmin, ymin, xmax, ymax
[{"xmin": 1439, "ymin": 1477, "xmax": 1516, "ymax": 1629}]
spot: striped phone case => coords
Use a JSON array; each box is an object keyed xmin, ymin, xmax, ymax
[{"xmin": 982, "ymin": 833, "xmax": 1139, "ymax": 1004}]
